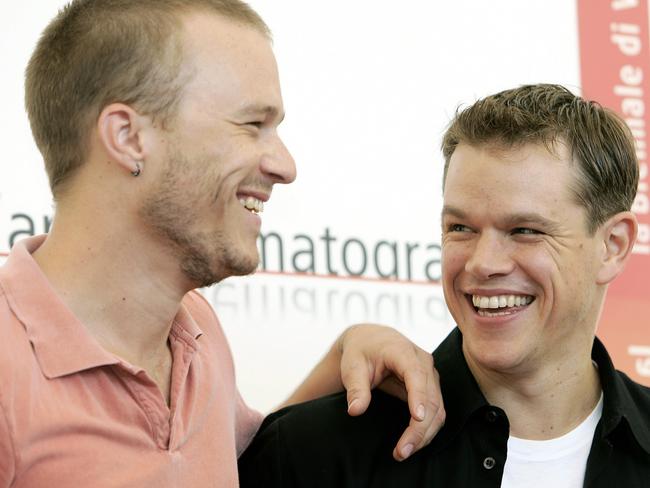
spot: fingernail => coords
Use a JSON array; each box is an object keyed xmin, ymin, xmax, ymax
[
  {"xmin": 416, "ymin": 404, "xmax": 425, "ymax": 421},
  {"xmin": 400, "ymin": 443, "xmax": 414, "ymax": 459},
  {"xmin": 347, "ymin": 398, "xmax": 359, "ymax": 413}
]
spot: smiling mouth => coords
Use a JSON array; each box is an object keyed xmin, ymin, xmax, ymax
[
  {"xmin": 239, "ymin": 196, "xmax": 264, "ymax": 214},
  {"xmin": 468, "ymin": 293, "xmax": 535, "ymax": 317}
]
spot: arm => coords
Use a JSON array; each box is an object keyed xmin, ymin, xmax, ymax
[{"xmin": 278, "ymin": 324, "xmax": 445, "ymax": 461}]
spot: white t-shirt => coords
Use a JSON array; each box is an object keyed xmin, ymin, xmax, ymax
[{"xmin": 501, "ymin": 393, "xmax": 604, "ymax": 488}]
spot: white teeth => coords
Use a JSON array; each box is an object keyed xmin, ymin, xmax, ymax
[
  {"xmin": 471, "ymin": 293, "xmax": 533, "ymax": 311},
  {"xmin": 240, "ymin": 196, "xmax": 264, "ymax": 214}
]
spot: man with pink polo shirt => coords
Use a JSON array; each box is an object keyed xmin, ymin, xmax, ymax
[{"xmin": 0, "ymin": 1, "xmax": 445, "ymax": 486}]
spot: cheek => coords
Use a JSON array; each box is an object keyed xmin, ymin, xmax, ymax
[
  {"xmin": 441, "ymin": 247, "xmax": 469, "ymax": 311},
  {"xmin": 441, "ymin": 244, "xmax": 470, "ymax": 278},
  {"xmin": 515, "ymin": 248, "xmax": 590, "ymax": 322},
  {"xmin": 514, "ymin": 245, "xmax": 559, "ymax": 284},
  {"xmin": 192, "ymin": 162, "xmax": 233, "ymax": 207}
]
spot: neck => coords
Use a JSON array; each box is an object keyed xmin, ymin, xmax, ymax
[
  {"xmin": 468, "ymin": 348, "xmax": 601, "ymax": 440},
  {"xmin": 32, "ymin": 208, "xmax": 195, "ymax": 365}
]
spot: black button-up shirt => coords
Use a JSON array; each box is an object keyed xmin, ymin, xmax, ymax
[{"xmin": 239, "ymin": 329, "xmax": 650, "ymax": 487}]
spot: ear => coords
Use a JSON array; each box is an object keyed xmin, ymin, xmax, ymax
[
  {"xmin": 97, "ymin": 103, "xmax": 149, "ymax": 176},
  {"xmin": 596, "ymin": 211, "xmax": 638, "ymax": 285}
]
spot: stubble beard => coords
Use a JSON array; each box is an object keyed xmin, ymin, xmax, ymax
[{"xmin": 140, "ymin": 151, "xmax": 259, "ymax": 289}]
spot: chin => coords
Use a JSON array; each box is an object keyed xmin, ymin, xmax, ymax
[
  {"xmin": 180, "ymin": 233, "xmax": 260, "ymax": 284},
  {"xmin": 464, "ymin": 335, "xmax": 528, "ymax": 371},
  {"xmin": 217, "ymin": 246, "xmax": 260, "ymax": 279},
  {"xmin": 479, "ymin": 352, "xmax": 532, "ymax": 376},
  {"xmin": 227, "ymin": 256, "xmax": 259, "ymax": 277}
]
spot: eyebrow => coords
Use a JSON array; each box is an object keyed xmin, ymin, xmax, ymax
[
  {"xmin": 235, "ymin": 104, "xmax": 285, "ymax": 123},
  {"xmin": 502, "ymin": 213, "xmax": 562, "ymax": 232},
  {"xmin": 440, "ymin": 205, "xmax": 466, "ymax": 220},
  {"xmin": 441, "ymin": 205, "xmax": 562, "ymax": 231}
]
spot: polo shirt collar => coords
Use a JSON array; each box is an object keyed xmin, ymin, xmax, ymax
[
  {"xmin": 171, "ymin": 297, "xmax": 204, "ymax": 347},
  {"xmin": 0, "ymin": 235, "xmax": 120, "ymax": 378},
  {"xmin": 0, "ymin": 235, "xmax": 203, "ymax": 379},
  {"xmin": 593, "ymin": 336, "xmax": 650, "ymax": 454}
]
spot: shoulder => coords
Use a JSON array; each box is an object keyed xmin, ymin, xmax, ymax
[
  {"xmin": 615, "ymin": 369, "xmax": 650, "ymax": 397},
  {"xmin": 610, "ymin": 369, "xmax": 650, "ymax": 454},
  {"xmin": 267, "ymin": 389, "xmax": 408, "ymax": 438},
  {"xmin": 239, "ymin": 391, "xmax": 408, "ymax": 487},
  {"xmin": 613, "ymin": 368, "xmax": 650, "ymax": 420}
]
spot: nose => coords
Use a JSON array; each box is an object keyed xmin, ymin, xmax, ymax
[
  {"xmin": 261, "ymin": 133, "xmax": 297, "ymax": 184},
  {"xmin": 464, "ymin": 231, "xmax": 515, "ymax": 279}
]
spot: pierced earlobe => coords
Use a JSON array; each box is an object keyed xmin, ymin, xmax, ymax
[{"xmin": 131, "ymin": 162, "xmax": 142, "ymax": 177}]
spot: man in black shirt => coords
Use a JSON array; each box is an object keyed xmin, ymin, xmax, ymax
[{"xmin": 238, "ymin": 84, "xmax": 650, "ymax": 487}]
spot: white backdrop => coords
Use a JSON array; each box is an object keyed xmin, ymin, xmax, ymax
[{"xmin": 1, "ymin": 1, "xmax": 580, "ymax": 412}]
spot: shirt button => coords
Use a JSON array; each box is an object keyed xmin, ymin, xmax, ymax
[
  {"xmin": 483, "ymin": 457, "xmax": 496, "ymax": 470},
  {"xmin": 485, "ymin": 410, "xmax": 498, "ymax": 423}
]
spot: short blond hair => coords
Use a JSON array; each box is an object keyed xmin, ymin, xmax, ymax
[{"xmin": 25, "ymin": 0, "xmax": 270, "ymax": 197}]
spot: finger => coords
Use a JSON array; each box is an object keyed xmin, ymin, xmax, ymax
[
  {"xmin": 392, "ymin": 396, "xmax": 446, "ymax": 462},
  {"xmin": 392, "ymin": 350, "xmax": 437, "ymax": 423},
  {"xmin": 403, "ymin": 364, "xmax": 431, "ymax": 422},
  {"xmin": 392, "ymin": 364, "xmax": 445, "ymax": 461},
  {"xmin": 340, "ymin": 354, "xmax": 374, "ymax": 417}
]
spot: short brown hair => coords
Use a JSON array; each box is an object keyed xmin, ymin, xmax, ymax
[
  {"xmin": 25, "ymin": 0, "xmax": 270, "ymax": 198},
  {"xmin": 441, "ymin": 84, "xmax": 639, "ymax": 233}
]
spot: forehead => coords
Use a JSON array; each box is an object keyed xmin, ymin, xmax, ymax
[
  {"xmin": 177, "ymin": 12, "xmax": 282, "ymax": 113},
  {"xmin": 443, "ymin": 143, "xmax": 583, "ymax": 220}
]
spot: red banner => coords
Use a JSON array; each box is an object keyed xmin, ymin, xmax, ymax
[{"xmin": 578, "ymin": 0, "xmax": 650, "ymax": 385}]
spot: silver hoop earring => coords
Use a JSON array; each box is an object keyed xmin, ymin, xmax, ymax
[{"xmin": 131, "ymin": 162, "xmax": 142, "ymax": 177}]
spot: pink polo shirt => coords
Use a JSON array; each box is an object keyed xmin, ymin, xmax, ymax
[{"xmin": 0, "ymin": 235, "xmax": 262, "ymax": 487}]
